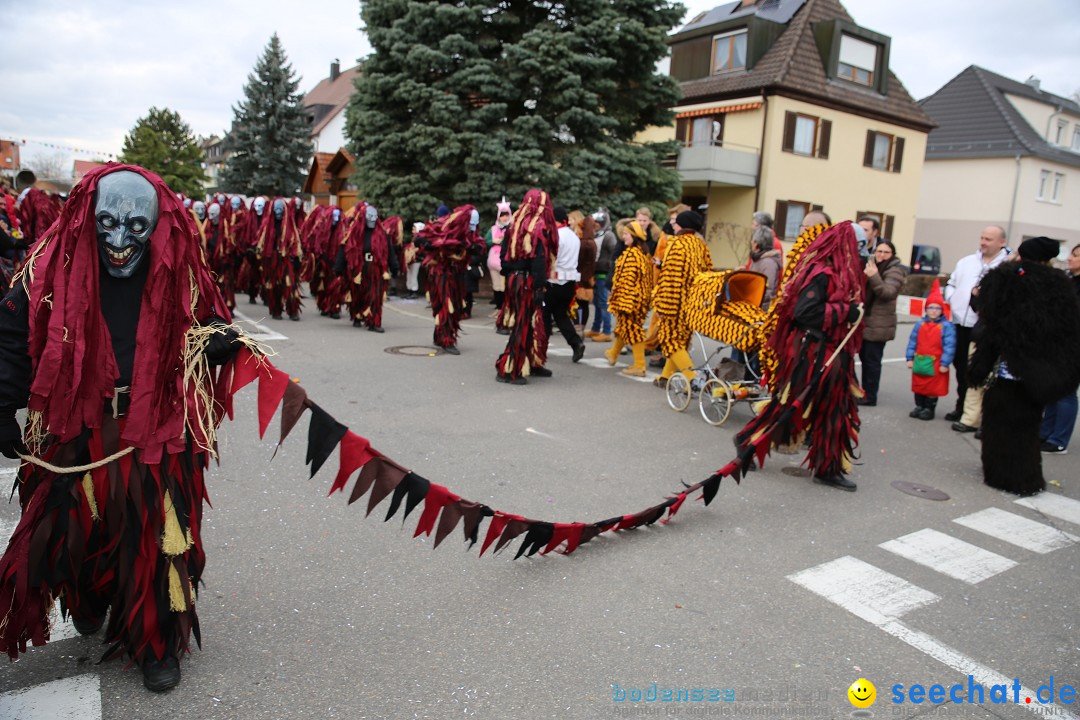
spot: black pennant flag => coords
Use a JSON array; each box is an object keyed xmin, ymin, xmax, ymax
[
  {"xmin": 514, "ymin": 522, "xmax": 554, "ymax": 559},
  {"xmin": 384, "ymin": 472, "xmax": 431, "ymax": 523},
  {"xmin": 305, "ymin": 403, "xmax": 348, "ymax": 478}
]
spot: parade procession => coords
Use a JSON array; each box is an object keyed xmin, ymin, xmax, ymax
[{"xmin": 1, "ymin": 1, "xmax": 1079, "ymax": 719}]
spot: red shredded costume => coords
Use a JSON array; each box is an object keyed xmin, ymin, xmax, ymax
[
  {"xmin": 255, "ymin": 198, "xmax": 303, "ymax": 320},
  {"xmin": 417, "ymin": 205, "xmax": 484, "ymax": 349},
  {"xmin": 0, "ymin": 165, "xmax": 241, "ymax": 675},
  {"xmin": 494, "ymin": 190, "xmax": 558, "ymax": 381}
]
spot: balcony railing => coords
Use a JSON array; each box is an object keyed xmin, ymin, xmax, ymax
[{"xmin": 669, "ymin": 139, "xmax": 759, "ymax": 187}]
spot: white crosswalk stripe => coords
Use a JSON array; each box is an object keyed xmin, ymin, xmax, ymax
[
  {"xmin": 0, "ymin": 674, "xmax": 101, "ymax": 720},
  {"xmin": 788, "ymin": 556, "xmax": 939, "ymax": 624},
  {"xmin": 879, "ymin": 528, "xmax": 1017, "ymax": 584},
  {"xmin": 232, "ymin": 309, "xmax": 289, "ymax": 342},
  {"xmin": 953, "ymin": 507, "xmax": 1078, "ymax": 554},
  {"xmin": 1015, "ymin": 492, "xmax": 1080, "ymax": 528}
]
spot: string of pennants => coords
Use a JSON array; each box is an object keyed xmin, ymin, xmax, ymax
[
  {"xmin": 228, "ymin": 348, "xmax": 749, "ymax": 558},
  {"xmin": 1, "ymin": 136, "xmax": 118, "ymax": 159}
]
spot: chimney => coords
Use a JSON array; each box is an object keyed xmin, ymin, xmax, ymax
[
  {"xmin": 1024, "ymin": 75, "xmax": 1041, "ymax": 91},
  {"xmin": 330, "ymin": 59, "xmax": 341, "ymax": 82}
]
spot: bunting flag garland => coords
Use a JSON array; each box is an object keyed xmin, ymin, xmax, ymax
[{"xmin": 229, "ymin": 347, "xmax": 754, "ymax": 558}]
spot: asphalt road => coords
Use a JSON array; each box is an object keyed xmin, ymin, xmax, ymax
[{"xmin": 1, "ymin": 293, "xmax": 1077, "ymax": 720}]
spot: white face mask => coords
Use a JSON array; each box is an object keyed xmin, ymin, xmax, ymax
[
  {"xmin": 469, "ymin": 209, "xmax": 480, "ymax": 232},
  {"xmin": 365, "ymin": 206, "xmax": 378, "ymax": 227},
  {"xmin": 253, "ymin": 197, "xmax": 267, "ymax": 215}
]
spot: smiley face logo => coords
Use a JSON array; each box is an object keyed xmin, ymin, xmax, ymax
[{"xmin": 848, "ymin": 678, "xmax": 876, "ymax": 708}]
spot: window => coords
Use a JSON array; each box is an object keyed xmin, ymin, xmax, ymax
[
  {"xmin": 1055, "ymin": 120, "xmax": 1067, "ymax": 145},
  {"xmin": 1038, "ymin": 169, "xmax": 1051, "ymax": 199},
  {"xmin": 774, "ymin": 200, "xmax": 824, "ymax": 239},
  {"xmin": 1052, "ymin": 172, "xmax": 1064, "ymax": 202},
  {"xmin": 838, "ymin": 34, "xmax": 877, "ymax": 86},
  {"xmin": 675, "ymin": 115, "xmax": 723, "ymax": 147},
  {"xmin": 863, "ymin": 130, "xmax": 904, "ymax": 172},
  {"xmin": 1072, "ymin": 126, "xmax": 1080, "ymax": 152},
  {"xmin": 712, "ymin": 30, "xmax": 747, "ymax": 74},
  {"xmin": 782, "ymin": 111, "xmax": 832, "ymax": 159},
  {"xmin": 855, "ymin": 210, "xmax": 895, "ymax": 241}
]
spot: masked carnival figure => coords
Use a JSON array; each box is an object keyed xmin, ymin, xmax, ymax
[
  {"xmin": 0, "ymin": 164, "xmax": 246, "ymax": 691},
  {"xmin": 256, "ymin": 198, "xmax": 303, "ymax": 321},
  {"xmin": 416, "ymin": 205, "xmax": 485, "ymax": 354},
  {"xmin": 494, "ymin": 189, "xmax": 558, "ymax": 383},
  {"xmin": 338, "ymin": 203, "xmax": 398, "ymax": 332}
]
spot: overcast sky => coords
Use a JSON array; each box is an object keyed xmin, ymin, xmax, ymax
[{"xmin": 2, "ymin": 0, "xmax": 1077, "ymax": 168}]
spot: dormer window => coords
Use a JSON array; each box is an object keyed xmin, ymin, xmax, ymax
[
  {"xmin": 712, "ymin": 29, "xmax": 747, "ymax": 74},
  {"xmin": 838, "ymin": 34, "xmax": 877, "ymax": 86}
]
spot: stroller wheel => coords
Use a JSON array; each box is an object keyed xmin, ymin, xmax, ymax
[
  {"xmin": 699, "ymin": 379, "xmax": 733, "ymax": 426},
  {"xmin": 666, "ymin": 373, "xmax": 692, "ymax": 412}
]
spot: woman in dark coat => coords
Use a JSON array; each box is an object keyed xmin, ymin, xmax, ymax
[
  {"xmin": 969, "ymin": 237, "xmax": 1080, "ymax": 495},
  {"xmin": 858, "ymin": 241, "xmax": 907, "ymax": 406}
]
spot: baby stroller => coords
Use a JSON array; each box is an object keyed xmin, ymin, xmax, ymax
[{"xmin": 666, "ymin": 269, "xmax": 772, "ymax": 426}]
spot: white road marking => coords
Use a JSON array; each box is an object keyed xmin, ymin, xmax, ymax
[
  {"xmin": 0, "ymin": 674, "xmax": 102, "ymax": 720},
  {"xmin": 879, "ymin": 528, "xmax": 1016, "ymax": 584},
  {"xmin": 0, "ymin": 518, "xmax": 80, "ymax": 642},
  {"xmin": 791, "ymin": 556, "xmax": 1079, "ymax": 719},
  {"xmin": 524, "ymin": 427, "xmax": 557, "ymax": 440},
  {"xmin": 547, "ymin": 348, "xmax": 572, "ymax": 357},
  {"xmin": 953, "ymin": 508, "xmax": 1078, "ymax": 554},
  {"xmin": 878, "ymin": 620, "xmax": 1079, "ymax": 719},
  {"xmin": 1015, "ymin": 492, "xmax": 1080, "ymax": 528},
  {"xmin": 787, "ymin": 556, "xmax": 938, "ymax": 625},
  {"xmin": 232, "ymin": 309, "xmax": 288, "ymax": 342}
]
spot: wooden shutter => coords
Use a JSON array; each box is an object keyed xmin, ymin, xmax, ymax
[
  {"xmin": 811, "ymin": 204, "xmax": 824, "ymax": 212},
  {"xmin": 884, "ymin": 215, "xmax": 895, "ymax": 240},
  {"xmin": 863, "ymin": 131, "xmax": 875, "ymax": 167},
  {"xmin": 774, "ymin": 201, "xmax": 788, "ymax": 238},
  {"xmin": 817, "ymin": 119, "xmax": 832, "ymax": 159},
  {"xmin": 782, "ymin": 112, "xmax": 797, "ymax": 153},
  {"xmin": 892, "ymin": 137, "xmax": 905, "ymax": 173}
]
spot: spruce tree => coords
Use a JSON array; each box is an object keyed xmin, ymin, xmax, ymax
[
  {"xmin": 222, "ymin": 34, "xmax": 312, "ymax": 197},
  {"xmin": 119, "ymin": 107, "xmax": 208, "ymax": 196},
  {"xmin": 347, "ymin": 0, "xmax": 684, "ymax": 223}
]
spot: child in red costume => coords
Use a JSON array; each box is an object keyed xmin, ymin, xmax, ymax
[{"xmin": 904, "ymin": 281, "xmax": 956, "ymax": 420}]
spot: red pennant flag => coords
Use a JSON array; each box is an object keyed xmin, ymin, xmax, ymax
[
  {"xmin": 479, "ymin": 513, "xmax": 512, "ymax": 557},
  {"xmin": 413, "ymin": 484, "xmax": 459, "ymax": 538},
  {"xmin": 329, "ymin": 432, "xmax": 374, "ymax": 496},
  {"xmin": 257, "ymin": 367, "xmax": 291, "ymax": 439},
  {"xmin": 493, "ymin": 518, "xmax": 530, "ymax": 555},
  {"xmin": 542, "ymin": 523, "xmax": 584, "ymax": 555},
  {"xmin": 661, "ymin": 493, "xmax": 687, "ymax": 524},
  {"xmin": 230, "ymin": 349, "xmax": 263, "ymax": 395}
]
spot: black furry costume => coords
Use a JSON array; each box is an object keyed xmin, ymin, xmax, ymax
[{"xmin": 968, "ymin": 260, "xmax": 1080, "ymax": 495}]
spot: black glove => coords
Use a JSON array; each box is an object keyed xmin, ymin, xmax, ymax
[
  {"xmin": 846, "ymin": 303, "xmax": 861, "ymax": 323},
  {"xmin": 0, "ymin": 412, "xmax": 26, "ymax": 460},
  {"xmin": 204, "ymin": 326, "xmax": 243, "ymax": 366}
]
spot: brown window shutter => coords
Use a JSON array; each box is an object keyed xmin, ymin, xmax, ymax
[
  {"xmin": 817, "ymin": 120, "xmax": 831, "ymax": 159},
  {"xmin": 782, "ymin": 112, "xmax": 796, "ymax": 153},
  {"xmin": 774, "ymin": 201, "xmax": 788, "ymax": 238},
  {"xmin": 892, "ymin": 137, "xmax": 905, "ymax": 173},
  {"xmin": 864, "ymin": 131, "xmax": 875, "ymax": 167},
  {"xmin": 676, "ymin": 118, "xmax": 688, "ymax": 145},
  {"xmin": 884, "ymin": 215, "xmax": 895, "ymax": 240},
  {"xmin": 811, "ymin": 204, "xmax": 823, "ymax": 212}
]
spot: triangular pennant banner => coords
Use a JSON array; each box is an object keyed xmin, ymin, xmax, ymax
[
  {"xmin": 492, "ymin": 518, "xmax": 530, "ymax": 555},
  {"xmin": 305, "ymin": 404, "xmax": 348, "ymax": 478},
  {"xmin": 278, "ymin": 381, "xmax": 310, "ymax": 448},
  {"xmin": 416, "ymin": 485, "xmax": 459, "ymax": 539},
  {"xmin": 329, "ymin": 432, "xmax": 374, "ymax": 496},
  {"xmin": 365, "ymin": 458, "xmax": 408, "ymax": 516},
  {"xmin": 384, "ymin": 472, "xmax": 430, "ymax": 523},
  {"xmin": 257, "ymin": 367, "xmax": 292, "ymax": 439},
  {"xmin": 514, "ymin": 523, "xmax": 553, "ymax": 559},
  {"xmin": 479, "ymin": 513, "xmax": 511, "ymax": 557}
]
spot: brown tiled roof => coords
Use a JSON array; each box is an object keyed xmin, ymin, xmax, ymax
[
  {"xmin": 303, "ymin": 152, "xmax": 336, "ymax": 194},
  {"xmin": 675, "ymin": 0, "xmax": 934, "ymax": 131},
  {"xmin": 303, "ymin": 65, "xmax": 361, "ymax": 136}
]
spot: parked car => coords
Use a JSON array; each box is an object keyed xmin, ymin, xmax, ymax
[{"xmin": 910, "ymin": 244, "xmax": 941, "ymax": 275}]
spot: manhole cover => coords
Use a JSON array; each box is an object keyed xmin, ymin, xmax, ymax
[
  {"xmin": 384, "ymin": 345, "xmax": 444, "ymax": 357},
  {"xmin": 781, "ymin": 467, "xmax": 812, "ymax": 478},
  {"xmin": 891, "ymin": 480, "xmax": 950, "ymax": 501}
]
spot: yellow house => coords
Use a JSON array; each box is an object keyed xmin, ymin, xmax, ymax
[{"xmin": 649, "ymin": 0, "xmax": 934, "ymax": 267}]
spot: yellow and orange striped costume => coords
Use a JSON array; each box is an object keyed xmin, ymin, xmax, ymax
[
  {"xmin": 609, "ymin": 244, "xmax": 653, "ymax": 345},
  {"xmin": 654, "ymin": 233, "xmax": 712, "ymax": 358}
]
